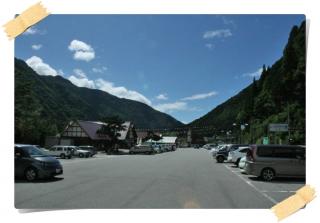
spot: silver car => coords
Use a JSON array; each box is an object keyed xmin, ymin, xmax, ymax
[
  {"xmin": 129, "ymin": 144, "xmax": 156, "ymax": 154},
  {"xmin": 245, "ymin": 145, "xmax": 305, "ymax": 181}
]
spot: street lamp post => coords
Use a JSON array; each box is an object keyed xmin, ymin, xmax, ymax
[
  {"xmin": 233, "ymin": 123, "xmax": 248, "ymax": 144},
  {"xmin": 232, "ymin": 123, "xmax": 237, "ymax": 143}
]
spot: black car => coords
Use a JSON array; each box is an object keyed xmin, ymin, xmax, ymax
[
  {"xmin": 15, "ymin": 144, "xmax": 63, "ymax": 181},
  {"xmin": 215, "ymin": 144, "xmax": 249, "ymax": 163}
]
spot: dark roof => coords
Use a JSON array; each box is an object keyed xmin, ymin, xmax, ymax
[
  {"xmin": 77, "ymin": 121, "xmax": 131, "ymax": 141},
  {"xmin": 136, "ymin": 131, "xmax": 148, "ymax": 139}
]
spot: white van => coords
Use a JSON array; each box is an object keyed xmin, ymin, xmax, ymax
[{"xmin": 48, "ymin": 145, "xmax": 73, "ymax": 159}]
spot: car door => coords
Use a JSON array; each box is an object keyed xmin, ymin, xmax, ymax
[
  {"xmin": 272, "ymin": 147, "xmax": 297, "ymax": 176},
  {"xmin": 14, "ymin": 147, "xmax": 30, "ymax": 177},
  {"xmin": 291, "ymin": 147, "xmax": 306, "ymax": 176},
  {"xmin": 52, "ymin": 147, "xmax": 60, "ymax": 156}
]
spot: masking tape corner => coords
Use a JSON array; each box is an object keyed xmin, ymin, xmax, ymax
[
  {"xmin": 271, "ymin": 184, "xmax": 316, "ymax": 221},
  {"xmin": 3, "ymin": 1, "xmax": 50, "ymax": 40}
]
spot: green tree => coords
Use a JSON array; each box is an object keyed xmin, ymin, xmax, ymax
[
  {"xmin": 15, "ymin": 69, "xmax": 42, "ymax": 144},
  {"xmin": 97, "ymin": 116, "xmax": 126, "ymax": 154}
]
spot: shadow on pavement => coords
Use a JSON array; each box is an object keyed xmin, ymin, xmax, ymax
[
  {"xmin": 248, "ymin": 176, "xmax": 305, "ymax": 184},
  {"xmin": 15, "ymin": 177, "xmax": 64, "ymax": 184}
]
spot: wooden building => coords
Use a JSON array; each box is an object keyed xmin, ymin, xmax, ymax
[{"xmin": 60, "ymin": 120, "xmax": 137, "ymax": 150}]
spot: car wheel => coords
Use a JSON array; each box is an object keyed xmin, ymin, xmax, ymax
[
  {"xmin": 25, "ymin": 167, "xmax": 38, "ymax": 181},
  {"xmin": 261, "ymin": 168, "xmax": 275, "ymax": 181},
  {"xmin": 235, "ymin": 158, "xmax": 241, "ymax": 167},
  {"xmin": 79, "ymin": 153, "xmax": 84, "ymax": 158},
  {"xmin": 217, "ymin": 156, "xmax": 224, "ymax": 163},
  {"xmin": 60, "ymin": 153, "xmax": 66, "ymax": 159}
]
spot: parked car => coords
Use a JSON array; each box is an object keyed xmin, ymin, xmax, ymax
[
  {"xmin": 202, "ymin": 144, "xmax": 216, "ymax": 150},
  {"xmin": 151, "ymin": 144, "xmax": 162, "ymax": 153},
  {"xmin": 15, "ymin": 144, "xmax": 63, "ymax": 181},
  {"xmin": 238, "ymin": 156, "xmax": 247, "ymax": 169},
  {"xmin": 48, "ymin": 145, "xmax": 73, "ymax": 159},
  {"xmin": 210, "ymin": 145, "xmax": 225, "ymax": 157},
  {"xmin": 78, "ymin": 145, "xmax": 97, "ymax": 157},
  {"xmin": 228, "ymin": 146, "xmax": 250, "ymax": 166},
  {"xmin": 245, "ymin": 145, "xmax": 306, "ymax": 181},
  {"xmin": 130, "ymin": 144, "xmax": 156, "ymax": 154},
  {"xmin": 216, "ymin": 144, "xmax": 249, "ymax": 163},
  {"xmin": 71, "ymin": 146, "xmax": 91, "ymax": 158},
  {"xmin": 33, "ymin": 145, "xmax": 50, "ymax": 154}
]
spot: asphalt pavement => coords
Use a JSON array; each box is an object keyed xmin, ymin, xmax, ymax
[{"xmin": 15, "ymin": 148, "xmax": 305, "ymax": 209}]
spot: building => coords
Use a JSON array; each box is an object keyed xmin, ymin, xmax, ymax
[
  {"xmin": 136, "ymin": 131, "xmax": 149, "ymax": 145},
  {"xmin": 59, "ymin": 120, "xmax": 137, "ymax": 149},
  {"xmin": 146, "ymin": 136, "xmax": 178, "ymax": 147},
  {"xmin": 135, "ymin": 131, "xmax": 162, "ymax": 145}
]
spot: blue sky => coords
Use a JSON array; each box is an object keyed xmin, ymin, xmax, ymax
[{"xmin": 15, "ymin": 14, "xmax": 305, "ymax": 124}]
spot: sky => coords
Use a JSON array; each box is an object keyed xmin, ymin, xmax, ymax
[{"xmin": 15, "ymin": 14, "xmax": 305, "ymax": 124}]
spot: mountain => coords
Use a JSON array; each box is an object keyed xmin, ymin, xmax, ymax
[
  {"xmin": 189, "ymin": 21, "xmax": 306, "ymax": 145},
  {"xmin": 15, "ymin": 59, "xmax": 183, "ymax": 144}
]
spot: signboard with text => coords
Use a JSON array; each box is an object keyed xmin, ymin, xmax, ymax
[
  {"xmin": 263, "ymin": 137, "xmax": 269, "ymax": 145},
  {"xmin": 269, "ymin": 123, "xmax": 289, "ymax": 132}
]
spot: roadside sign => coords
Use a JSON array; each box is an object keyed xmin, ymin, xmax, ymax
[
  {"xmin": 269, "ymin": 123, "xmax": 288, "ymax": 132},
  {"xmin": 263, "ymin": 137, "xmax": 269, "ymax": 145}
]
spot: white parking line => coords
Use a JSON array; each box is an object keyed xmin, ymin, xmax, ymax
[
  {"xmin": 261, "ymin": 190, "xmax": 296, "ymax": 193},
  {"xmin": 224, "ymin": 164, "xmax": 278, "ymax": 204}
]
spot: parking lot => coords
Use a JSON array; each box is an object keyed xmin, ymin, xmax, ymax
[{"xmin": 15, "ymin": 148, "xmax": 305, "ymax": 209}]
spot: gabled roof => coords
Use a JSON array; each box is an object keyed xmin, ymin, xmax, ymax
[{"xmin": 75, "ymin": 120, "xmax": 132, "ymax": 141}]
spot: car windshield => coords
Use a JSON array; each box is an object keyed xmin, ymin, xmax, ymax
[{"xmin": 22, "ymin": 146, "xmax": 47, "ymax": 157}]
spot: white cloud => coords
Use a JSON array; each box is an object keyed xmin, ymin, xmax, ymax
[
  {"xmin": 68, "ymin": 39, "xmax": 95, "ymax": 62},
  {"xmin": 73, "ymin": 51, "xmax": 95, "ymax": 62},
  {"xmin": 182, "ymin": 91, "xmax": 218, "ymax": 101},
  {"xmin": 205, "ymin": 43, "xmax": 214, "ymax": 50},
  {"xmin": 68, "ymin": 40, "xmax": 93, "ymax": 51},
  {"xmin": 58, "ymin": 69, "xmax": 65, "ymax": 76},
  {"xmin": 154, "ymin": 102, "xmax": 187, "ymax": 113},
  {"xmin": 156, "ymin": 93, "xmax": 168, "ymax": 100},
  {"xmin": 95, "ymin": 79, "xmax": 152, "ymax": 105},
  {"xmin": 31, "ymin": 44, "xmax": 42, "ymax": 50},
  {"xmin": 23, "ymin": 27, "xmax": 46, "ymax": 35},
  {"xmin": 203, "ymin": 29, "xmax": 232, "ymax": 39},
  {"xmin": 221, "ymin": 16, "xmax": 236, "ymax": 28},
  {"xmin": 68, "ymin": 75, "xmax": 96, "ymax": 89},
  {"xmin": 73, "ymin": 69, "xmax": 87, "ymax": 78},
  {"xmin": 26, "ymin": 56, "xmax": 58, "ymax": 76},
  {"xmin": 241, "ymin": 68, "xmax": 263, "ymax": 78},
  {"xmin": 23, "ymin": 27, "xmax": 38, "ymax": 35},
  {"xmin": 92, "ymin": 66, "xmax": 107, "ymax": 73}
]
